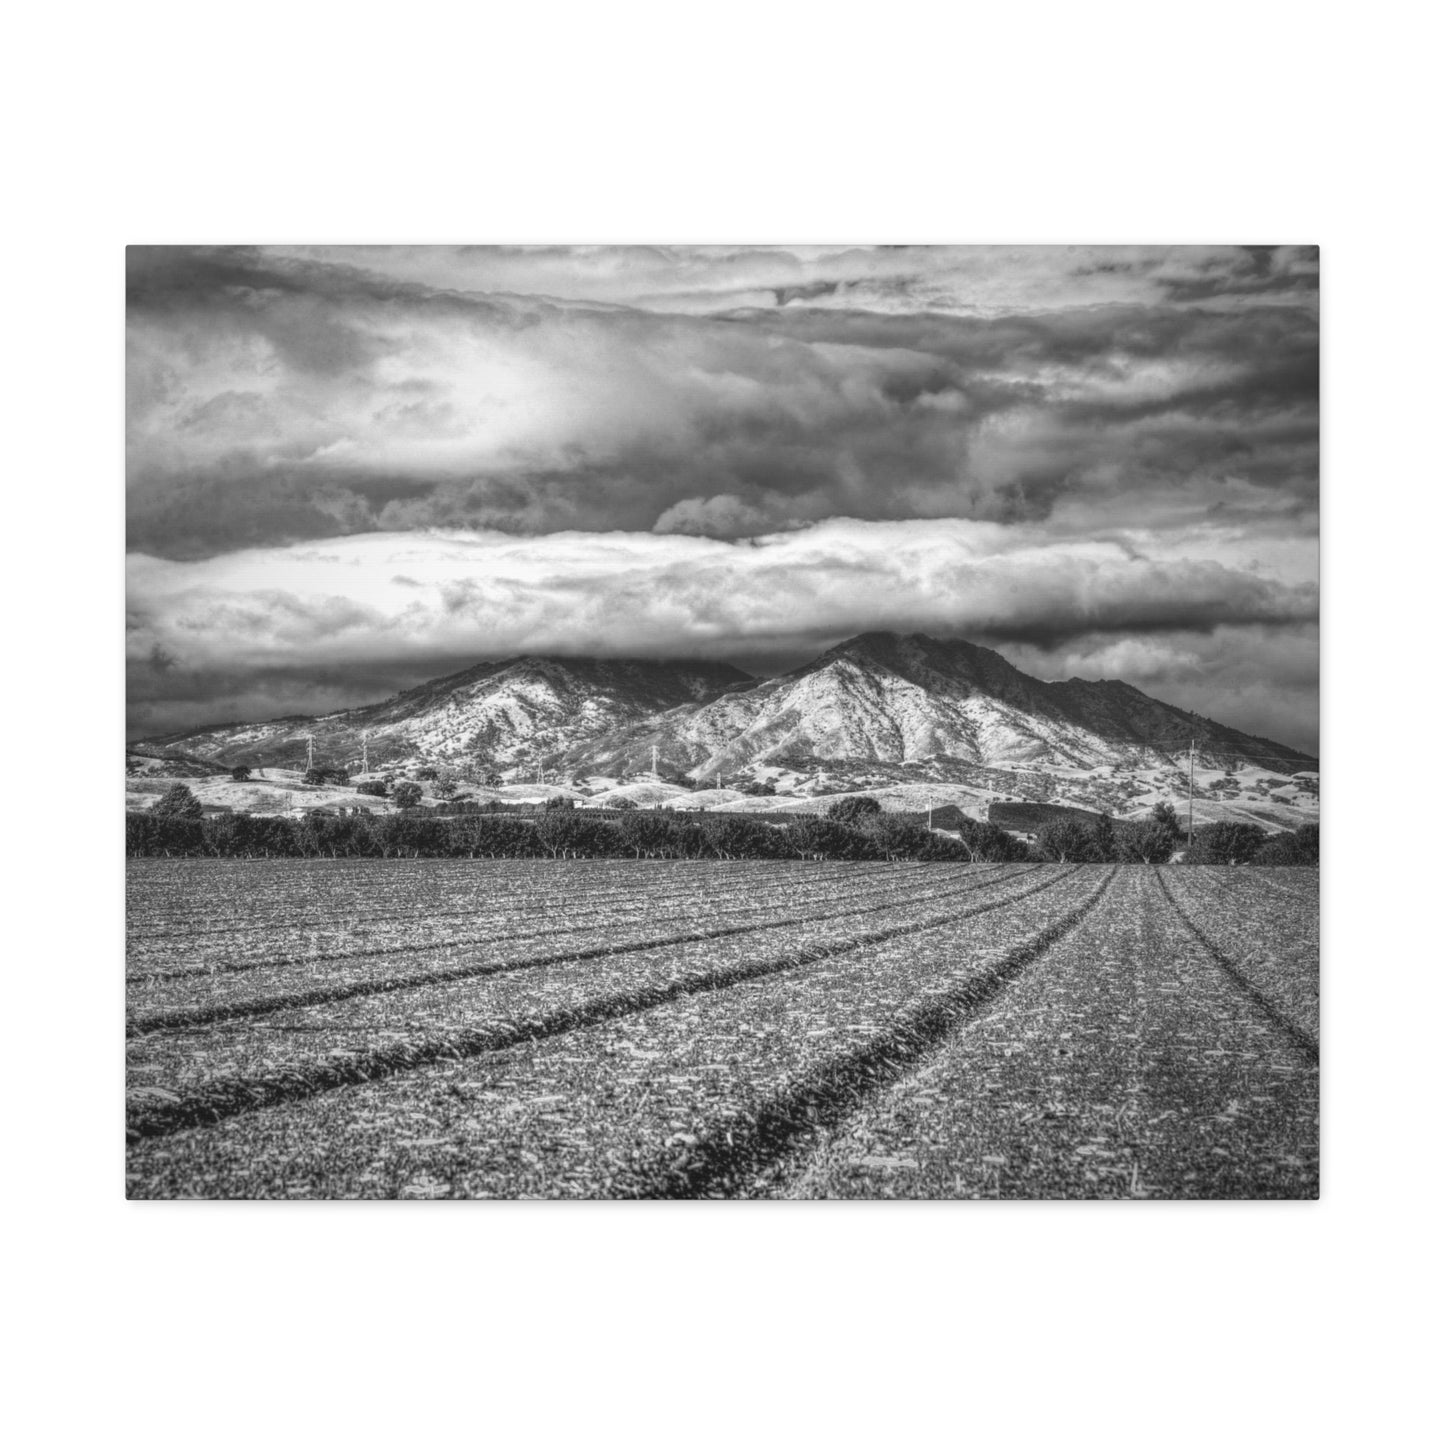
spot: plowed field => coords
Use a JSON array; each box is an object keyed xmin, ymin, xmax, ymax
[{"xmin": 126, "ymin": 860, "xmax": 1319, "ymax": 1199}]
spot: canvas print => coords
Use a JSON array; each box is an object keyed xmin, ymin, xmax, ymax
[{"xmin": 125, "ymin": 245, "xmax": 1319, "ymax": 1200}]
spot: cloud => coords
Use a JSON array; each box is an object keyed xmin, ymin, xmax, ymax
[
  {"xmin": 127, "ymin": 519, "xmax": 1318, "ymax": 746},
  {"xmin": 126, "ymin": 246, "xmax": 1318, "ymax": 558},
  {"xmin": 1006, "ymin": 625, "xmax": 1320, "ymax": 755},
  {"xmin": 124, "ymin": 246, "xmax": 1318, "ymax": 753}
]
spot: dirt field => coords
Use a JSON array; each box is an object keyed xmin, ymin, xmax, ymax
[{"xmin": 126, "ymin": 860, "xmax": 1319, "ymax": 1199}]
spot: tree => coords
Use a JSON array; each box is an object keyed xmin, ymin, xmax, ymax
[
  {"xmin": 1113, "ymin": 819, "xmax": 1177, "ymax": 864},
  {"xmin": 617, "ymin": 810, "xmax": 679, "ymax": 859},
  {"xmin": 152, "ymin": 783, "xmax": 203, "ymax": 820},
  {"xmin": 452, "ymin": 814, "xmax": 535, "ymax": 859},
  {"xmin": 1151, "ymin": 801, "xmax": 1182, "ymax": 838},
  {"xmin": 698, "ymin": 814, "xmax": 776, "ymax": 860},
  {"xmin": 392, "ymin": 781, "xmax": 423, "ymax": 809},
  {"xmin": 536, "ymin": 809, "xmax": 613, "ymax": 859},
  {"xmin": 543, "ymin": 795, "xmax": 576, "ymax": 811},
  {"xmin": 954, "ymin": 818, "xmax": 1029, "ymax": 863},
  {"xmin": 826, "ymin": 796, "xmax": 883, "ymax": 825},
  {"xmin": 1252, "ymin": 823, "xmax": 1319, "ymax": 867},
  {"xmin": 784, "ymin": 817, "xmax": 869, "ymax": 861},
  {"xmin": 414, "ymin": 765, "xmax": 439, "ymax": 781},
  {"xmin": 863, "ymin": 814, "xmax": 930, "ymax": 862},
  {"xmin": 355, "ymin": 779, "xmax": 388, "ymax": 798},
  {"xmin": 230, "ymin": 765, "xmax": 252, "ymax": 782},
  {"xmin": 1031, "ymin": 818, "xmax": 1104, "ymax": 863},
  {"xmin": 1184, "ymin": 821, "xmax": 1268, "ymax": 866},
  {"xmin": 433, "ymin": 779, "xmax": 459, "ymax": 800}
]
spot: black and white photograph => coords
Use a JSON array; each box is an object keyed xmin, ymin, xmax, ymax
[
  {"xmin": 15, "ymin": 5, "xmax": 1445, "ymax": 1442},
  {"xmin": 125, "ymin": 243, "xmax": 1320, "ymax": 1200}
]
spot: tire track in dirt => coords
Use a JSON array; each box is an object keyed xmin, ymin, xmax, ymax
[{"xmin": 125, "ymin": 867, "xmax": 1080, "ymax": 1141}]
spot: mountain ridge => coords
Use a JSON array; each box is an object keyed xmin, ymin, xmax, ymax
[{"xmin": 137, "ymin": 632, "xmax": 1317, "ymax": 778}]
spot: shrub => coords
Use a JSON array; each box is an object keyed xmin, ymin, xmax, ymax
[
  {"xmin": 392, "ymin": 781, "xmax": 423, "ymax": 809},
  {"xmin": 230, "ymin": 766, "xmax": 252, "ymax": 782},
  {"xmin": 355, "ymin": 780, "xmax": 388, "ymax": 798},
  {"xmin": 414, "ymin": 765, "xmax": 439, "ymax": 781}
]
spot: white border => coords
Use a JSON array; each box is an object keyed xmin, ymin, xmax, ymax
[{"xmin": 7, "ymin": 4, "xmax": 1441, "ymax": 1441}]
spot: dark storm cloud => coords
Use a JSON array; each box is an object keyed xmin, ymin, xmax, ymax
[
  {"xmin": 126, "ymin": 245, "xmax": 1318, "ymax": 557},
  {"xmin": 125, "ymin": 246, "xmax": 1318, "ymax": 747},
  {"xmin": 126, "ymin": 520, "xmax": 1318, "ymax": 745},
  {"xmin": 1003, "ymin": 623, "xmax": 1320, "ymax": 755}
]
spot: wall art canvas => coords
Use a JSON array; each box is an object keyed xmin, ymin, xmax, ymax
[{"xmin": 125, "ymin": 245, "xmax": 1319, "ymax": 1199}]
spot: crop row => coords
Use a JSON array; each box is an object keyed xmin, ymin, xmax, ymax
[
  {"xmin": 124, "ymin": 866, "xmax": 1088, "ymax": 1144},
  {"xmin": 1157, "ymin": 869, "xmax": 1319, "ymax": 1053},
  {"xmin": 126, "ymin": 858, "xmax": 845, "ymax": 942},
  {"xmin": 126, "ymin": 860, "xmax": 932, "ymax": 974},
  {"xmin": 125, "ymin": 867, "xmax": 1112, "ymax": 1192},
  {"xmin": 127, "ymin": 865, "xmax": 1033, "ymax": 1027},
  {"xmin": 782, "ymin": 868, "xmax": 1318, "ymax": 1199}
]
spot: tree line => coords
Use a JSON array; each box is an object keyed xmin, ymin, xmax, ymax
[{"xmin": 127, "ymin": 786, "xmax": 1317, "ymax": 865}]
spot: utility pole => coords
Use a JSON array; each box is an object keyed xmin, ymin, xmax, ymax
[
  {"xmin": 1186, "ymin": 738, "xmax": 1195, "ymax": 849},
  {"xmin": 652, "ymin": 744, "xmax": 659, "ymax": 780},
  {"xmin": 361, "ymin": 732, "xmax": 369, "ymax": 775},
  {"xmin": 306, "ymin": 735, "xmax": 314, "ymax": 772}
]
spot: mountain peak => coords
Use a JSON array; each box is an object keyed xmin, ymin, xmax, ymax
[{"xmin": 141, "ymin": 633, "xmax": 1316, "ymax": 777}]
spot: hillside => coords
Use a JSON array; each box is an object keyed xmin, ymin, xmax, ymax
[
  {"xmin": 141, "ymin": 656, "xmax": 750, "ymax": 773},
  {"xmin": 581, "ymin": 632, "xmax": 1312, "ymax": 781},
  {"xmin": 134, "ymin": 632, "xmax": 1317, "ymax": 824}
]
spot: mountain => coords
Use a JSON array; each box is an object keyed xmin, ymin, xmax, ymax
[
  {"xmin": 141, "ymin": 655, "xmax": 751, "ymax": 773},
  {"xmin": 557, "ymin": 631, "xmax": 1313, "ymax": 778},
  {"xmin": 138, "ymin": 632, "xmax": 1316, "ymax": 779}
]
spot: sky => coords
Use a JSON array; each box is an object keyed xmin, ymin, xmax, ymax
[{"xmin": 126, "ymin": 244, "xmax": 1319, "ymax": 752}]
